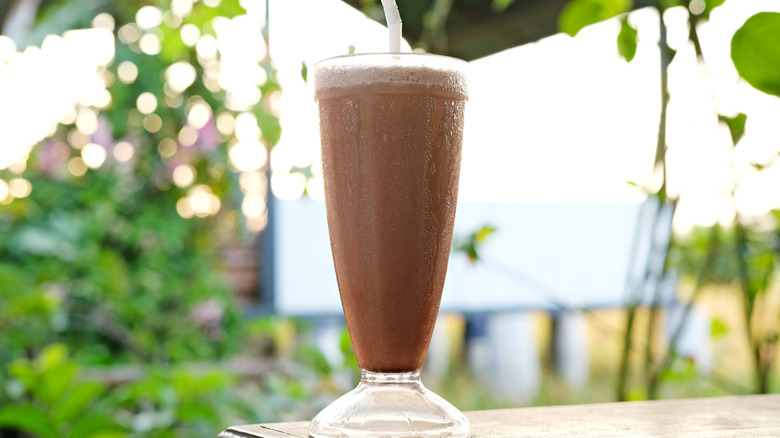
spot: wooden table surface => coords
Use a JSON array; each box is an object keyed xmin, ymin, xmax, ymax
[{"xmin": 218, "ymin": 394, "xmax": 780, "ymax": 437}]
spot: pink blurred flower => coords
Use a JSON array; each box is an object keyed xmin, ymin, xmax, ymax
[
  {"xmin": 91, "ymin": 116, "xmax": 113, "ymax": 148},
  {"xmin": 36, "ymin": 139, "xmax": 70, "ymax": 178},
  {"xmin": 190, "ymin": 298, "xmax": 225, "ymax": 340},
  {"xmin": 194, "ymin": 117, "xmax": 219, "ymax": 153}
]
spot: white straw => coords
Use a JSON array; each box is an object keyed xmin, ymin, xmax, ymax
[{"xmin": 380, "ymin": 0, "xmax": 402, "ymax": 52}]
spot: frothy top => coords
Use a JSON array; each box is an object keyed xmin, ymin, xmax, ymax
[{"xmin": 313, "ymin": 53, "xmax": 468, "ymax": 99}]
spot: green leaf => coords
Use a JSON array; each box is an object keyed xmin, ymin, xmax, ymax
[
  {"xmin": 187, "ymin": 0, "xmax": 245, "ymax": 28},
  {"xmin": 453, "ymin": 225, "xmax": 497, "ymax": 262},
  {"xmin": 212, "ymin": 0, "xmax": 246, "ymax": 17},
  {"xmin": 85, "ymin": 432, "xmax": 127, "ymax": 438},
  {"xmin": 474, "ymin": 225, "xmax": 497, "ymax": 244},
  {"xmin": 92, "ymin": 249, "xmax": 131, "ymax": 297},
  {"xmin": 339, "ymin": 327, "xmax": 358, "ymax": 369},
  {"xmin": 625, "ymin": 387, "xmax": 647, "ymax": 401},
  {"xmin": 748, "ymin": 250, "xmax": 774, "ymax": 298},
  {"xmin": 295, "ymin": 343, "xmax": 332, "ymax": 377},
  {"xmin": 290, "ymin": 164, "xmax": 314, "ymax": 180},
  {"xmin": 710, "ymin": 317, "xmax": 729, "ymax": 339},
  {"xmin": 0, "ymin": 404, "xmax": 59, "ymax": 438},
  {"xmin": 246, "ymin": 316, "xmax": 278, "ymax": 336},
  {"xmin": 53, "ymin": 381, "xmax": 107, "ymax": 423},
  {"xmin": 70, "ymin": 412, "xmax": 124, "ymax": 437},
  {"xmin": 491, "ymin": 0, "xmax": 516, "ymax": 13},
  {"xmin": 9, "ymin": 225, "xmax": 78, "ymax": 260},
  {"xmin": 659, "ymin": 356, "xmax": 697, "ymax": 383},
  {"xmin": 698, "ymin": 0, "xmax": 726, "ymax": 20},
  {"xmin": 37, "ymin": 343, "xmax": 68, "ymax": 371},
  {"xmin": 659, "ymin": 0, "xmax": 685, "ymax": 10},
  {"xmin": 178, "ymin": 401, "xmax": 222, "ymax": 424},
  {"xmin": 617, "ymin": 17, "xmax": 638, "ymax": 62},
  {"xmin": 39, "ymin": 362, "xmax": 78, "ymax": 405},
  {"xmin": 718, "ymin": 113, "xmax": 747, "ymax": 145},
  {"xmin": 8, "ymin": 358, "xmax": 36, "ymax": 389},
  {"xmin": 23, "ymin": 0, "xmax": 107, "ymax": 47},
  {"xmin": 159, "ymin": 23, "xmax": 188, "ymax": 64},
  {"xmin": 301, "ymin": 61, "xmax": 308, "ymax": 83},
  {"xmin": 458, "ymin": 242, "xmax": 479, "ymax": 262},
  {"xmin": 257, "ymin": 107, "xmax": 282, "ymax": 146},
  {"xmin": 285, "ymin": 379, "xmax": 306, "ymax": 399},
  {"xmin": 559, "ymin": 0, "xmax": 632, "ymax": 37},
  {"xmin": 731, "ymin": 12, "xmax": 780, "ymax": 97}
]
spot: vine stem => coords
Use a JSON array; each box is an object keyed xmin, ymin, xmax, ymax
[{"xmin": 616, "ymin": 0, "xmax": 673, "ymax": 402}]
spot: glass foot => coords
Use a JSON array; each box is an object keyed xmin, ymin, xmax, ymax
[{"xmin": 309, "ymin": 370, "xmax": 469, "ymax": 438}]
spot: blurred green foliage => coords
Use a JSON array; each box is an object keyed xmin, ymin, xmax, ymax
[
  {"xmin": 557, "ymin": 0, "xmax": 780, "ymax": 399},
  {"xmin": 0, "ymin": 343, "xmax": 299, "ymax": 437},
  {"xmin": 0, "ymin": 344, "xmax": 123, "ymax": 438},
  {"xmin": 0, "ymin": 164, "xmax": 243, "ymax": 364},
  {"xmin": 453, "ymin": 225, "xmax": 497, "ymax": 263},
  {"xmin": 0, "ymin": 0, "xmax": 289, "ymax": 435},
  {"xmin": 0, "ymin": 0, "xmax": 258, "ymax": 359},
  {"xmin": 669, "ymin": 217, "xmax": 780, "ymax": 290}
]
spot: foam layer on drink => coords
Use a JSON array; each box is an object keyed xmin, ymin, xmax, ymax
[{"xmin": 314, "ymin": 53, "xmax": 468, "ymax": 99}]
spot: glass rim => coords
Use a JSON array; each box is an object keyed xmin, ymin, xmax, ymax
[
  {"xmin": 313, "ymin": 52, "xmax": 468, "ymax": 69},
  {"xmin": 312, "ymin": 52, "xmax": 469, "ymax": 97}
]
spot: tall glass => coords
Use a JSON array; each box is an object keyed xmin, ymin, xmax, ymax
[{"xmin": 310, "ymin": 53, "xmax": 469, "ymax": 438}]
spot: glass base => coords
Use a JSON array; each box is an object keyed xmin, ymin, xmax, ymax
[{"xmin": 309, "ymin": 370, "xmax": 470, "ymax": 438}]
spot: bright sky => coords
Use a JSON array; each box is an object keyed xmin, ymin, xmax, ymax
[{"xmin": 269, "ymin": 0, "xmax": 780, "ymax": 234}]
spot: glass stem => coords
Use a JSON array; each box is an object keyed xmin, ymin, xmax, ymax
[{"xmin": 360, "ymin": 369, "xmax": 422, "ymax": 384}]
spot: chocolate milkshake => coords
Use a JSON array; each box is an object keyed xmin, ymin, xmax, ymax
[{"xmin": 314, "ymin": 54, "xmax": 468, "ymax": 372}]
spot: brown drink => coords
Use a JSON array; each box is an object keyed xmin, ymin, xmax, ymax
[
  {"xmin": 310, "ymin": 53, "xmax": 470, "ymax": 438},
  {"xmin": 314, "ymin": 54, "xmax": 468, "ymax": 372}
]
